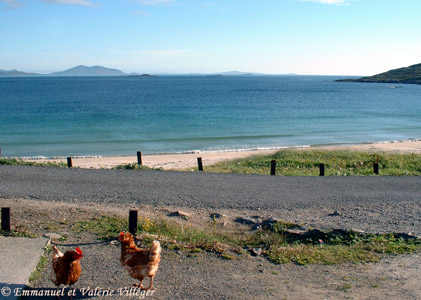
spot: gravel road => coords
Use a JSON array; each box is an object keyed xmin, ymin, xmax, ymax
[{"xmin": 1, "ymin": 165, "xmax": 420, "ymax": 235}]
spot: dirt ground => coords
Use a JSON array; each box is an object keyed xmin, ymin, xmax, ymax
[{"xmin": 2, "ymin": 198, "xmax": 421, "ymax": 300}]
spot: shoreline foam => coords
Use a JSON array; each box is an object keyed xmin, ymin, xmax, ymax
[{"xmin": 19, "ymin": 139, "xmax": 421, "ymax": 170}]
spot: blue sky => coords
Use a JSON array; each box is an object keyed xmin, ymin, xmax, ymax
[{"xmin": 1, "ymin": 0, "xmax": 420, "ymax": 75}]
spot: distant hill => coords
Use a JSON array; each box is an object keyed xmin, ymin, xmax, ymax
[
  {"xmin": 0, "ymin": 69, "xmax": 39, "ymax": 76},
  {"xmin": 215, "ymin": 71, "xmax": 271, "ymax": 76},
  {"xmin": 337, "ymin": 63, "xmax": 421, "ymax": 85},
  {"xmin": 51, "ymin": 65, "xmax": 127, "ymax": 76}
]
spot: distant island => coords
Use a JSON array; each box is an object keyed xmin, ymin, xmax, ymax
[
  {"xmin": 337, "ymin": 63, "xmax": 421, "ymax": 85},
  {"xmin": 51, "ymin": 65, "xmax": 127, "ymax": 76},
  {"xmin": 128, "ymin": 73, "xmax": 152, "ymax": 77},
  {"xmin": 0, "ymin": 65, "xmax": 295, "ymax": 77},
  {"xmin": 0, "ymin": 65, "xmax": 128, "ymax": 77},
  {"xmin": 0, "ymin": 69, "xmax": 39, "ymax": 76}
]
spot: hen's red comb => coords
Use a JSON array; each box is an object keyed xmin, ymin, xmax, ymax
[
  {"xmin": 75, "ymin": 247, "xmax": 83, "ymax": 255},
  {"xmin": 120, "ymin": 232, "xmax": 125, "ymax": 236}
]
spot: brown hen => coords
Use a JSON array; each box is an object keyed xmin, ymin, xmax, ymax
[
  {"xmin": 51, "ymin": 245, "xmax": 83, "ymax": 298},
  {"xmin": 119, "ymin": 232, "xmax": 161, "ymax": 290}
]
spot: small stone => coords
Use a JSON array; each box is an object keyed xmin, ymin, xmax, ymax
[
  {"xmin": 350, "ymin": 228, "xmax": 366, "ymax": 234},
  {"xmin": 234, "ymin": 217, "xmax": 257, "ymax": 226},
  {"xmin": 210, "ymin": 213, "xmax": 225, "ymax": 219},
  {"xmin": 250, "ymin": 248, "xmax": 263, "ymax": 256},
  {"xmin": 168, "ymin": 210, "xmax": 191, "ymax": 219},
  {"xmin": 44, "ymin": 233, "xmax": 62, "ymax": 240},
  {"xmin": 395, "ymin": 232, "xmax": 418, "ymax": 240},
  {"xmin": 330, "ymin": 210, "xmax": 342, "ymax": 216},
  {"xmin": 177, "ymin": 210, "xmax": 191, "ymax": 217}
]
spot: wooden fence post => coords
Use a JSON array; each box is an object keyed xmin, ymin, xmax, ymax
[
  {"xmin": 1, "ymin": 207, "xmax": 11, "ymax": 232},
  {"xmin": 129, "ymin": 210, "xmax": 138, "ymax": 236},
  {"xmin": 137, "ymin": 151, "xmax": 142, "ymax": 166},
  {"xmin": 319, "ymin": 163, "xmax": 325, "ymax": 176},
  {"xmin": 270, "ymin": 160, "xmax": 276, "ymax": 176},
  {"xmin": 197, "ymin": 157, "xmax": 203, "ymax": 171},
  {"xmin": 373, "ymin": 163, "xmax": 379, "ymax": 175},
  {"xmin": 67, "ymin": 157, "xmax": 72, "ymax": 168}
]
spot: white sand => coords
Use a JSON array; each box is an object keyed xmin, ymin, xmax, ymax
[{"xmin": 22, "ymin": 140, "xmax": 421, "ymax": 170}]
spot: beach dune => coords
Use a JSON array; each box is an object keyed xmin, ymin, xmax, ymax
[{"xmin": 23, "ymin": 140, "xmax": 421, "ymax": 170}]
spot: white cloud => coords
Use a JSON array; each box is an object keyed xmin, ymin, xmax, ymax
[
  {"xmin": 135, "ymin": 10, "xmax": 150, "ymax": 15},
  {"xmin": 41, "ymin": 0, "xmax": 99, "ymax": 7},
  {"xmin": 126, "ymin": 49, "xmax": 212, "ymax": 59},
  {"xmin": 1, "ymin": 0, "xmax": 23, "ymax": 9},
  {"xmin": 135, "ymin": 50, "xmax": 189, "ymax": 57},
  {"xmin": 136, "ymin": 0, "xmax": 175, "ymax": 5},
  {"xmin": 301, "ymin": 0, "xmax": 350, "ymax": 4}
]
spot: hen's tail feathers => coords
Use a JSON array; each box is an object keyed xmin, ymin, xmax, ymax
[
  {"xmin": 52, "ymin": 245, "xmax": 64, "ymax": 259},
  {"xmin": 149, "ymin": 240, "xmax": 161, "ymax": 262}
]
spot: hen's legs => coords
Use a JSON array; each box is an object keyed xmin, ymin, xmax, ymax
[
  {"xmin": 145, "ymin": 276, "xmax": 155, "ymax": 290},
  {"xmin": 133, "ymin": 276, "xmax": 145, "ymax": 289}
]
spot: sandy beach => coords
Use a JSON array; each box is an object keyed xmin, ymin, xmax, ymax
[{"xmin": 21, "ymin": 139, "xmax": 421, "ymax": 170}]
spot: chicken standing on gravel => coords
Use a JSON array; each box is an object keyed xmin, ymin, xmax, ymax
[
  {"xmin": 51, "ymin": 245, "xmax": 83, "ymax": 299},
  {"xmin": 119, "ymin": 232, "xmax": 161, "ymax": 290}
]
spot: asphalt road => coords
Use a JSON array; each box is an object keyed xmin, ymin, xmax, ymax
[{"xmin": 0, "ymin": 165, "xmax": 420, "ymax": 210}]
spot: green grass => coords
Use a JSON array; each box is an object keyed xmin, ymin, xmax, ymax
[
  {"xmin": 203, "ymin": 149, "xmax": 421, "ymax": 176},
  {"xmin": 75, "ymin": 216, "xmax": 127, "ymax": 239},
  {"xmin": 112, "ymin": 163, "xmax": 162, "ymax": 171},
  {"xmin": 0, "ymin": 229, "xmax": 37, "ymax": 238},
  {"xmin": 0, "ymin": 157, "xmax": 66, "ymax": 167},
  {"xmin": 75, "ymin": 216, "xmax": 421, "ymax": 265},
  {"xmin": 29, "ymin": 245, "xmax": 52, "ymax": 282}
]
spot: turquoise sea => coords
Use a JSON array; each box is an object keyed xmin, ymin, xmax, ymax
[{"xmin": 1, "ymin": 75, "xmax": 420, "ymax": 157}]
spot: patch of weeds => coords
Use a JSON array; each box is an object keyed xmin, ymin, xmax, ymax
[
  {"xmin": 203, "ymin": 149, "xmax": 421, "ymax": 176},
  {"xmin": 0, "ymin": 229, "xmax": 37, "ymax": 238},
  {"xmin": 267, "ymin": 244, "xmax": 379, "ymax": 265},
  {"xmin": 337, "ymin": 283, "xmax": 353, "ymax": 292},
  {"xmin": 363, "ymin": 234, "xmax": 421, "ymax": 254},
  {"xmin": 220, "ymin": 253, "xmax": 235, "ymax": 260},
  {"xmin": 74, "ymin": 215, "xmax": 421, "ymax": 266},
  {"xmin": 0, "ymin": 158, "xmax": 66, "ymax": 168},
  {"xmin": 139, "ymin": 216, "xmax": 154, "ymax": 232},
  {"xmin": 74, "ymin": 216, "xmax": 126, "ymax": 239},
  {"xmin": 266, "ymin": 230, "xmax": 421, "ymax": 265},
  {"xmin": 29, "ymin": 245, "xmax": 53, "ymax": 283},
  {"xmin": 44, "ymin": 223, "xmax": 60, "ymax": 231},
  {"xmin": 113, "ymin": 163, "xmax": 162, "ymax": 171},
  {"xmin": 271, "ymin": 220, "xmax": 303, "ymax": 231}
]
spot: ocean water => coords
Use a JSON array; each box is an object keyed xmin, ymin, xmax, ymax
[{"xmin": 1, "ymin": 75, "xmax": 420, "ymax": 157}]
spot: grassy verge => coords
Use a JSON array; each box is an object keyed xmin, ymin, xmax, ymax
[
  {"xmin": 0, "ymin": 229, "xmax": 37, "ymax": 238},
  {"xmin": 74, "ymin": 216, "xmax": 421, "ymax": 265},
  {"xmin": 0, "ymin": 158, "xmax": 66, "ymax": 168},
  {"xmin": 29, "ymin": 245, "xmax": 52, "ymax": 283},
  {"xmin": 203, "ymin": 149, "xmax": 421, "ymax": 176}
]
